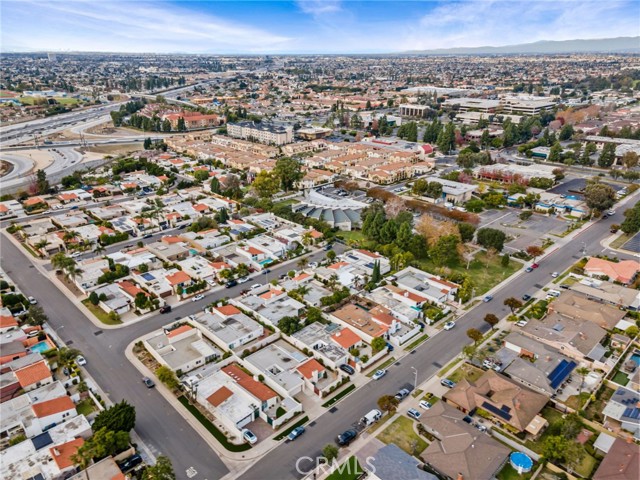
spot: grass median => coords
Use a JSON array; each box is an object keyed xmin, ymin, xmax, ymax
[
  {"xmin": 273, "ymin": 416, "xmax": 309, "ymax": 441},
  {"xmin": 177, "ymin": 396, "xmax": 252, "ymax": 452},
  {"xmin": 322, "ymin": 384, "xmax": 356, "ymax": 408},
  {"xmin": 404, "ymin": 334, "xmax": 429, "ymax": 351}
]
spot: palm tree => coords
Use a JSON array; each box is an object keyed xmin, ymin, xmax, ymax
[
  {"xmin": 576, "ymin": 367, "xmax": 590, "ymax": 395},
  {"xmin": 66, "ymin": 266, "xmax": 84, "ymax": 283},
  {"xmin": 34, "ymin": 239, "xmax": 49, "ymax": 257},
  {"xmin": 301, "ymin": 232, "xmax": 313, "ymax": 247},
  {"xmin": 63, "ymin": 231, "xmax": 79, "ymax": 242},
  {"xmin": 51, "ymin": 253, "xmax": 74, "ymax": 272},
  {"xmin": 328, "ymin": 274, "xmax": 339, "ymax": 289},
  {"xmin": 297, "ymin": 257, "xmax": 308, "ymax": 270},
  {"xmin": 93, "ymin": 244, "xmax": 106, "ymax": 256}
]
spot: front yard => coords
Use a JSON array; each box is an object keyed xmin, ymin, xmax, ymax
[
  {"xmin": 377, "ymin": 416, "xmax": 428, "ymax": 457},
  {"xmin": 81, "ymin": 299, "xmax": 122, "ymax": 325},
  {"xmin": 447, "ymin": 363, "xmax": 484, "ymax": 384}
]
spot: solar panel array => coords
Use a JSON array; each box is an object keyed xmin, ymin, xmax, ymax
[
  {"xmin": 482, "ymin": 401, "xmax": 512, "ymax": 421},
  {"xmin": 547, "ymin": 359, "xmax": 577, "ymax": 389}
]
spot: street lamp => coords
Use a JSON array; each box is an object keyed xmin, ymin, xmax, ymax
[{"xmin": 411, "ymin": 366, "xmax": 418, "ymax": 391}]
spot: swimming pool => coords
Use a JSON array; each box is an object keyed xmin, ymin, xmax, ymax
[
  {"xmin": 510, "ymin": 452, "xmax": 533, "ymax": 474},
  {"xmin": 630, "ymin": 351, "xmax": 640, "ymax": 367},
  {"xmin": 30, "ymin": 341, "xmax": 53, "ymax": 354}
]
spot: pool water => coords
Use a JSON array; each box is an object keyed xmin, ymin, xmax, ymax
[
  {"xmin": 630, "ymin": 353, "xmax": 640, "ymax": 367},
  {"xmin": 510, "ymin": 452, "xmax": 533, "ymax": 473},
  {"xmin": 30, "ymin": 341, "xmax": 52, "ymax": 353}
]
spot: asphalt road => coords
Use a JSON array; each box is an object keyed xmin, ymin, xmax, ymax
[
  {"xmin": 239, "ymin": 206, "xmax": 639, "ymax": 480},
  {"xmin": 0, "ymin": 197, "xmax": 636, "ymax": 480},
  {"xmin": 0, "ymin": 238, "xmax": 343, "ymax": 480}
]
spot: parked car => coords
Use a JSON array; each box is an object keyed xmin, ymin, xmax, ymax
[
  {"xmin": 531, "ymin": 263, "xmax": 539, "ymax": 269},
  {"xmin": 70, "ymin": 252, "xmax": 83, "ymax": 258},
  {"xmin": 525, "ymin": 267, "xmax": 534, "ymax": 273},
  {"xmin": 386, "ymin": 342, "xmax": 394, "ymax": 352},
  {"xmin": 242, "ymin": 429, "xmax": 258, "ymax": 445},
  {"xmin": 287, "ymin": 426, "xmax": 305, "ymax": 441},
  {"xmin": 607, "ymin": 210, "xmax": 616, "ymax": 216},
  {"xmin": 192, "ymin": 294, "xmax": 204, "ymax": 302},
  {"xmin": 225, "ymin": 280, "xmax": 238, "ymax": 288},
  {"xmin": 475, "ymin": 423, "xmax": 488, "ymax": 432},
  {"xmin": 237, "ymin": 277, "xmax": 249, "ymax": 284},
  {"xmin": 336, "ymin": 429, "xmax": 357, "ymax": 446},
  {"xmin": 263, "ymin": 269, "xmax": 272, "ymax": 274},
  {"xmin": 76, "ymin": 355, "xmax": 87, "ymax": 366},
  {"xmin": 407, "ymin": 408, "xmax": 421, "ymax": 420},
  {"xmin": 463, "ymin": 415, "xmax": 473, "ymax": 424},
  {"xmin": 27, "ymin": 296, "xmax": 37, "ymax": 305},
  {"xmin": 443, "ymin": 321, "xmax": 456, "ymax": 331},
  {"xmin": 251, "ymin": 284, "xmax": 262, "ymax": 290},
  {"xmin": 143, "ymin": 233, "xmax": 153, "ymax": 239},
  {"xmin": 483, "ymin": 295, "xmax": 493, "ymax": 302},
  {"xmin": 324, "ymin": 244, "xmax": 333, "ymax": 251},
  {"xmin": 419, "ymin": 400, "xmax": 432, "ymax": 410},
  {"xmin": 522, "ymin": 294, "xmax": 532, "ymax": 301},
  {"xmin": 395, "ymin": 388, "xmax": 410, "ymax": 401},
  {"xmin": 308, "ymin": 262, "xmax": 318, "ymax": 269},
  {"xmin": 551, "ymin": 272, "xmax": 559, "ymax": 278},
  {"xmin": 159, "ymin": 305, "xmax": 172, "ymax": 314},
  {"xmin": 372, "ymin": 369, "xmax": 386, "ymax": 380},
  {"xmin": 118, "ymin": 454, "xmax": 142, "ymax": 472},
  {"xmin": 339, "ymin": 364, "xmax": 355, "ymax": 375},
  {"xmin": 142, "ymin": 377, "xmax": 155, "ymax": 388},
  {"xmin": 440, "ymin": 379, "xmax": 456, "ymax": 389},
  {"xmin": 515, "ymin": 320, "xmax": 528, "ymax": 327}
]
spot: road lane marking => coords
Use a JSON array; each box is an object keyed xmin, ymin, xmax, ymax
[{"xmin": 186, "ymin": 467, "xmax": 198, "ymax": 478}]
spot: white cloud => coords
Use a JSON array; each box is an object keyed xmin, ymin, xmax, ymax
[
  {"xmin": 400, "ymin": 0, "xmax": 638, "ymax": 51},
  {"xmin": 296, "ymin": 0, "xmax": 342, "ymax": 16},
  {"xmin": 3, "ymin": 1, "xmax": 293, "ymax": 53}
]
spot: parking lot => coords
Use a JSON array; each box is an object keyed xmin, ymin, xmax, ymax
[{"xmin": 478, "ymin": 209, "xmax": 567, "ymax": 251}]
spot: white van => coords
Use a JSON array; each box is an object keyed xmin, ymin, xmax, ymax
[
  {"xmin": 547, "ymin": 289, "xmax": 561, "ymax": 298},
  {"xmin": 361, "ymin": 409, "xmax": 382, "ymax": 427}
]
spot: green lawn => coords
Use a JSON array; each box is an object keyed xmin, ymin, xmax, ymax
[
  {"xmin": 497, "ymin": 463, "xmax": 535, "ymax": 480},
  {"xmin": 19, "ymin": 96, "xmax": 81, "ymax": 106},
  {"xmin": 326, "ymin": 456, "xmax": 364, "ymax": 480},
  {"xmin": 273, "ymin": 416, "xmax": 309, "ymax": 441},
  {"xmin": 448, "ymin": 363, "xmax": 484, "ymax": 384},
  {"xmin": 322, "ymin": 384, "xmax": 356, "ymax": 408},
  {"xmin": 274, "ymin": 199, "xmax": 300, "ymax": 208},
  {"xmin": 610, "ymin": 233, "xmax": 632, "ymax": 250},
  {"xmin": 366, "ymin": 356, "xmax": 396, "ymax": 376},
  {"xmin": 523, "ymin": 407, "xmax": 566, "ymax": 453},
  {"xmin": 574, "ymin": 453, "xmax": 597, "ymax": 478},
  {"xmin": 81, "ymin": 299, "xmax": 123, "ymax": 325},
  {"xmin": 404, "ymin": 333, "xmax": 429, "ymax": 351},
  {"xmin": 377, "ymin": 416, "xmax": 428, "ymax": 456},
  {"xmin": 437, "ymin": 358, "xmax": 462, "ymax": 378},
  {"xmin": 336, "ymin": 230, "xmax": 367, "ymax": 244},
  {"xmin": 612, "ymin": 371, "xmax": 630, "ymax": 386},
  {"xmin": 416, "ymin": 251, "xmax": 520, "ymax": 296},
  {"xmin": 76, "ymin": 398, "xmax": 97, "ymax": 416}
]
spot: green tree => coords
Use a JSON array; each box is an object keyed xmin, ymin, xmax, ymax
[
  {"xmin": 274, "ymin": 157, "xmax": 303, "ymax": 191},
  {"xmin": 625, "ymin": 325, "xmax": 639, "ymax": 338},
  {"xmin": 503, "ymin": 297, "xmax": 523, "ymax": 314},
  {"xmin": 480, "ymin": 129, "xmax": 491, "ymax": 149},
  {"xmin": 476, "ymin": 228, "xmax": 507, "ymax": 252},
  {"xmin": 58, "ymin": 347, "xmax": 81, "ymax": 369},
  {"xmin": 193, "ymin": 170, "xmax": 210, "ymax": 182},
  {"xmin": 542, "ymin": 435, "xmax": 570, "ymax": 463},
  {"xmin": 26, "ymin": 304, "xmax": 48, "ymax": 326},
  {"xmin": 177, "ymin": 117, "xmax": 186, "ymax": 132},
  {"xmin": 142, "ymin": 456, "xmax": 176, "ymax": 480},
  {"xmin": 466, "ymin": 328, "xmax": 483, "ymax": 344},
  {"xmin": 156, "ymin": 366, "xmax": 179, "ymax": 390},
  {"xmin": 371, "ymin": 337, "xmax": 387, "ymax": 354},
  {"xmin": 620, "ymin": 202, "xmax": 640, "ymax": 234},
  {"xmin": 580, "ymin": 142, "xmax": 596, "ymax": 166},
  {"xmin": 371, "ymin": 260, "xmax": 382, "ymax": 283},
  {"xmin": 558, "ymin": 123, "xmax": 574, "ymax": 141},
  {"xmin": 501, "ymin": 254, "xmax": 510, "ymax": 267},
  {"xmin": 457, "ymin": 277, "xmax": 475, "ymax": 303},
  {"xmin": 89, "ymin": 291, "xmax": 100, "ymax": 305},
  {"xmin": 437, "ymin": 122, "xmax": 456, "ymax": 154},
  {"xmin": 377, "ymin": 394, "xmax": 400, "ymax": 415},
  {"xmin": 430, "ymin": 234, "xmax": 460, "ymax": 266},
  {"xmin": 547, "ymin": 142, "xmax": 562, "ymax": 163},
  {"xmin": 278, "ymin": 316, "xmax": 302, "ymax": 335},
  {"xmin": 457, "ymin": 222, "xmax": 476, "ymax": 243},
  {"xmin": 72, "ymin": 427, "xmax": 130, "ymax": 468},
  {"xmin": 252, "ymin": 171, "xmax": 279, "ymax": 197},
  {"xmin": 143, "ymin": 137, "xmax": 152, "ymax": 149},
  {"xmin": 326, "ymin": 250, "xmax": 337, "ymax": 262},
  {"xmin": 484, "ymin": 313, "xmax": 499, "ymax": 330},
  {"xmin": 598, "ymin": 143, "xmax": 616, "ymax": 168},
  {"xmin": 35, "ymin": 169, "xmax": 49, "ymax": 194},
  {"xmin": 575, "ymin": 367, "xmax": 590, "ymax": 395},
  {"xmin": 92, "ymin": 400, "xmax": 136, "ymax": 433},
  {"xmin": 322, "ymin": 444, "xmax": 339, "ymax": 463},
  {"xmin": 210, "ymin": 177, "xmax": 221, "ymax": 194},
  {"xmin": 584, "ymin": 182, "xmax": 616, "ymax": 212}
]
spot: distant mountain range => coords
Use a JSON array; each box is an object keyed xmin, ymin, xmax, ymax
[{"xmin": 404, "ymin": 37, "xmax": 640, "ymax": 55}]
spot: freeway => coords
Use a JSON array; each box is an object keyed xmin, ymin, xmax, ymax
[
  {"xmin": 0, "ymin": 236, "xmax": 344, "ymax": 480},
  {"xmin": 0, "ymin": 195, "xmax": 636, "ymax": 479}
]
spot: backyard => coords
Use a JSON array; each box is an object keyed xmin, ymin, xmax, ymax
[{"xmin": 377, "ymin": 416, "xmax": 428, "ymax": 457}]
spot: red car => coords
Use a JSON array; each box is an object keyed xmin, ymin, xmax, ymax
[{"xmin": 531, "ymin": 263, "xmax": 539, "ymax": 269}]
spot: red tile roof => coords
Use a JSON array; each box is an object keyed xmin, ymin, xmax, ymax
[
  {"xmin": 206, "ymin": 386, "xmax": 233, "ymax": 407},
  {"xmin": 222, "ymin": 364, "xmax": 277, "ymax": 401},
  {"xmin": 296, "ymin": 358, "xmax": 326, "ymax": 379},
  {"xmin": 0, "ymin": 313, "xmax": 18, "ymax": 329},
  {"xmin": 14, "ymin": 360, "xmax": 51, "ymax": 387},
  {"xmin": 50, "ymin": 438, "xmax": 84, "ymax": 470},
  {"xmin": 167, "ymin": 325, "xmax": 193, "ymax": 338},
  {"xmin": 215, "ymin": 305, "xmax": 241, "ymax": 316},
  {"xmin": 331, "ymin": 328, "xmax": 363, "ymax": 349},
  {"xmin": 166, "ymin": 271, "xmax": 191, "ymax": 286},
  {"xmin": 32, "ymin": 396, "xmax": 75, "ymax": 418}
]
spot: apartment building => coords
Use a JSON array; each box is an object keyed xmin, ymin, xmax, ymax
[{"xmin": 227, "ymin": 121, "xmax": 293, "ymax": 146}]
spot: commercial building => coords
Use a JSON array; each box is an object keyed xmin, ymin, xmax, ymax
[
  {"xmin": 399, "ymin": 104, "xmax": 431, "ymax": 118},
  {"xmin": 227, "ymin": 121, "xmax": 293, "ymax": 146}
]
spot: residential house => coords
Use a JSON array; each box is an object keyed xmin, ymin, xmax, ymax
[
  {"xmin": 592, "ymin": 438, "xmax": 639, "ymax": 480},
  {"xmin": 569, "ymin": 280, "xmax": 640, "ymax": 311},
  {"xmin": 69, "ymin": 456, "xmax": 126, "ymax": 480},
  {"xmin": 419, "ymin": 401, "xmax": 510, "ymax": 480},
  {"xmin": 144, "ymin": 323, "xmax": 221, "ymax": 374},
  {"xmin": 365, "ymin": 444, "xmax": 439, "ymax": 480},
  {"xmin": 602, "ymin": 387, "xmax": 640, "ymax": 440},
  {"xmin": 14, "ymin": 360, "xmax": 53, "ymax": 392},
  {"xmin": 233, "ymin": 287, "xmax": 305, "ymax": 329},
  {"xmin": 193, "ymin": 306, "xmax": 264, "ymax": 351},
  {"xmin": 394, "ymin": 266, "xmax": 460, "ymax": 307},
  {"xmin": 443, "ymin": 370, "xmax": 549, "ymax": 433},
  {"xmin": 291, "ymin": 322, "xmax": 350, "ymax": 369},
  {"xmin": 584, "ymin": 258, "xmax": 640, "ymax": 285},
  {"xmin": 243, "ymin": 341, "xmax": 308, "ymax": 397},
  {"xmin": 548, "ymin": 291, "xmax": 626, "ymax": 329}
]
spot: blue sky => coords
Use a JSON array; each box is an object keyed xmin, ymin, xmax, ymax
[{"xmin": 2, "ymin": 1, "xmax": 638, "ymax": 53}]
